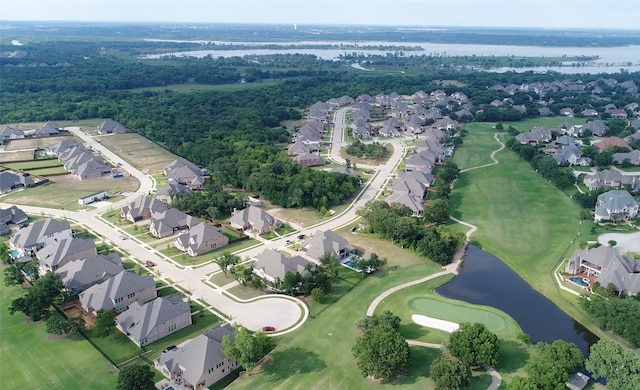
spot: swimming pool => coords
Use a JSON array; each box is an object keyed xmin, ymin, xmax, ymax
[
  {"xmin": 341, "ymin": 259, "xmax": 361, "ymax": 271},
  {"xmin": 10, "ymin": 249, "xmax": 21, "ymax": 258},
  {"xmin": 569, "ymin": 276, "xmax": 589, "ymax": 288}
]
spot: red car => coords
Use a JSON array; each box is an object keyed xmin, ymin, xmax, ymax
[
  {"xmin": 262, "ymin": 326, "xmax": 276, "ymax": 332},
  {"xmin": 146, "ymin": 260, "xmax": 156, "ymax": 267}
]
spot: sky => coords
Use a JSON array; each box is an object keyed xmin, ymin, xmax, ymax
[{"xmin": 1, "ymin": 0, "xmax": 639, "ymax": 30}]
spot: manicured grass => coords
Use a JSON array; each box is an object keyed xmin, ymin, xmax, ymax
[
  {"xmin": 3, "ymin": 159, "xmax": 61, "ymax": 170},
  {"xmin": 455, "ymin": 123, "xmax": 503, "ymax": 170},
  {"xmin": 452, "ymin": 123, "xmax": 583, "ymax": 296},
  {"xmin": 0, "ymin": 270, "xmax": 118, "ymax": 389},
  {"xmin": 127, "ymin": 79, "xmax": 284, "ymax": 93},
  {"xmin": 229, "ymin": 261, "xmax": 458, "ymax": 390},
  {"xmin": 86, "ymin": 328, "xmax": 141, "ymax": 364}
]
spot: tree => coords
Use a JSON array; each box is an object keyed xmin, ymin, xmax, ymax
[
  {"xmin": 586, "ymin": 340, "xmax": 640, "ymax": 390},
  {"xmin": 356, "ymin": 310, "xmax": 401, "ymax": 333},
  {"xmin": 93, "ymin": 309, "xmax": 116, "ymax": 337},
  {"xmin": 352, "ymin": 323, "xmax": 410, "ymax": 381},
  {"xmin": 0, "ymin": 241, "xmax": 10, "ymax": 263},
  {"xmin": 311, "ymin": 287, "xmax": 325, "ymax": 303},
  {"xmin": 429, "ymin": 357, "xmax": 471, "ymax": 390},
  {"xmin": 447, "ymin": 322, "xmax": 500, "ymax": 367},
  {"xmin": 4, "ymin": 265, "xmax": 24, "ymax": 286},
  {"xmin": 525, "ymin": 340, "xmax": 584, "ymax": 390},
  {"xmin": 215, "ymin": 252, "xmax": 240, "ymax": 278},
  {"xmin": 319, "ymin": 253, "xmax": 340, "ymax": 279},
  {"xmin": 222, "ymin": 326, "xmax": 276, "ymax": 371},
  {"xmin": 425, "ymin": 198, "xmax": 450, "ymax": 224},
  {"xmin": 8, "ymin": 272, "xmax": 62, "ymax": 321},
  {"xmin": 46, "ymin": 314, "xmax": 73, "ymax": 335},
  {"xmin": 507, "ymin": 376, "xmax": 538, "ymax": 390},
  {"xmin": 116, "ymin": 364, "xmax": 155, "ymax": 390}
]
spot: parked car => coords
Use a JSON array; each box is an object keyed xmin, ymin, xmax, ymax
[
  {"xmin": 262, "ymin": 326, "xmax": 276, "ymax": 332},
  {"xmin": 162, "ymin": 345, "xmax": 177, "ymax": 354},
  {"xmin": 285, "ymin": 239, "xmax": 292, "ymax": 244},
  {"xmin": 146, "ymin": 260, "xmax": 156, "ymax": 267},
  {"xmin": 119, "ymin": 235, "xmax": 127, "ymax": 240},
  {"xmin": 297, "ymin": 234, "xmax": 306, "ymax": 239}
]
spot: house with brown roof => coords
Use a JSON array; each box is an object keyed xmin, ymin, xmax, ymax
[{"xmin": 594, "ymin": 137, "xmax": 632, "ymax": 153}]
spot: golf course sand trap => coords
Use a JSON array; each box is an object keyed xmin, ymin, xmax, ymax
[{"xmin": 412, "ymin": 314, "xmax": 459, "ymax": 333}]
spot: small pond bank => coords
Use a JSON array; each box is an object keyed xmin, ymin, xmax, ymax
[{"xmin": 435, "ymin": 245, "xmax": 598, "ymax": 355}]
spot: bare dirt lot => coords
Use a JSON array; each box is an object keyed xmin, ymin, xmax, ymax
[
  {"xmin": 96, "ymin": 133, "xmax": 178, "ymax": 174},
  {"xmin": 3, "ymin": 134, "xmax": 83, "ymax": 151}
]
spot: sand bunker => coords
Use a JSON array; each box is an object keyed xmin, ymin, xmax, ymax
[{"xmin": 411, "ymin": 314, "xmax": 459, "ymax": 333}]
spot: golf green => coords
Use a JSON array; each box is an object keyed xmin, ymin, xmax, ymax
[{"xmin": 409, "ymin": 297, "xmax": 508, "ymax": 334}]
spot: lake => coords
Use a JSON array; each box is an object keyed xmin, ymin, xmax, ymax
[
  {"xmin": 142, "ymin": 40, "xmax": 640, "ymax": 73},
  {"xmin": 435, "ymin": 245, "xmax": 598, "ymax": 355}
]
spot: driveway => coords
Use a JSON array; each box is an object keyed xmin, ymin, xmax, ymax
[{"xmin": 598, "ymin": 231, "xmax": 640, "ymax": 252}]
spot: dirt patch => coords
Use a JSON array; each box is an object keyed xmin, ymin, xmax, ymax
[
  {"xmin": 4, "ymin": 134, "xmax": 82, "ymax": 151},
  {"xmin": 97, "ymin": 133, "xmax": 178, "ymax": 174},
  {"xmin": 62, "ymin": 303, "xmax": 95, "ymax": 328}
]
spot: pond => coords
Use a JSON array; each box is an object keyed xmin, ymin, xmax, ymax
[{"xmin": 435, "ymin": 245, "xmax": 598, "ymax": 355}]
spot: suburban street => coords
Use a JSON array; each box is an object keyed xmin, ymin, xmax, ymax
[{"xmin": 2, "ymin": 113, "xmax": 410, "ymax": 333}]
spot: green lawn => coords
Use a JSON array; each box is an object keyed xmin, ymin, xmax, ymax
[
  {"xmin": 452, "ymin": 123, "xmax": 582, "ymax": 296},
  {"xmin": 3, "ymin": 159, "xmax": 61, "ymax": 170},
  {"xmin": 228, "ymin": 260, "xmax": 493, "ymax": 390},
  {"xmin": 0, "ymin": 270, "xmax": 118, "ymax": 389}
]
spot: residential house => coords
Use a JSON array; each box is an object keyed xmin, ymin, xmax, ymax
[
  {"xmin": 455, "ymin": 109, "xmax": 473, "ymax": 121},
  {"xmin": 0, "ymin": 126, "xmax": 25, "ymax": 143},
  {"xmin": 36, "ymin": 238, "xmax": 97, "ymax": 274},
  {"xmin": 0, "ymin": 171, "xmax": 35, "ymax": 194},
  {"xmin": 594, "ymin": 189, "xmax": 639, "ymax": 222},
  {"xmin": 328, "ymin": 166, "xmax": 359, "ymax": 177},
  {"xmin": 97, "ymin": 119, "xmax": 127, "ymax": 134},
  {"xmin": 10, "ymin": 218, "xmax": 72, "ymax": 254},
  {"xmin": 252, "ymin": 249, "xmax": 313, "ymax": 285},
  {"xmin": 515, "ymin": 126, "xmax": 553, "ymax": 145},
  {"xmin": 583, "ymin": 169, "xmax": 640, "ymax": 192},
  {"xmin": 594, "ymin": 137, "xmax": 632, "ymax": 153},
  {"xmin": 154, "ymin": 324, "xmax": 238, "ymax": 389},
  {"xmin": 121, "ymin": 195, "xmax": 169, "ymax": 222},
  {"xmin": 150, "ymin": 208, "xmax": 199, "ymax": 239},
  {"xmin": 385, "ymin": 192, "xmax": 424, "ymax": 217},
  {"xmin": 154, "ymin": 179, "xmax": 193, "ymax": 204},
  {"xmin": 397, "ymin": 170, "xmax": 435, "ymax": 187},
  {"xmin": 403, "ymin": 115, "xmax": 424, "ymax": 134},
  {"xmin": 581, "ymin": 109, "xmax": 599, "ymax": 117},
  {"xmin": 404, "ymin": 153, "xmax": 434, "ymax": 172},
  {"xmin": 228, "ymin": 206, "xmax": 281, "ymax": 235},
  {"xmin": 0, "ymin": 205, "xmax": 28, "ymax": 236},
  {"xmin": 582, "ymin": 120, "xmax": 608, "ymax": 137},
  {"xmin": 56, "ymin": 253, "xmax": 124, "ymax": 294},
  {"xmin": 612, "ymin": 149, "xmax": 640, "ymax": 166},
  {"xmin": 553, "ymin": 144, "xmax": 591, "ymax": 166},
  {"xmin": 379, "ymin": 118, "xmax": 401, "ymax": 137},
  {"xmin": 303, "ymin": 230, "xmax": 355, "ymax": 261},
  {"xmin": 432, "ymin": 117, "xmax": 458, "ymax": 131},
  {"xmin": 538, "ymin": 107, "xmax": 553, "ymax": 117},
  {"xmin": 32, "ymin": 121, "xmax": 59, "ymax": 137},
  {"xmin": 559, "ymin": 107, "xmax": 575, "ymax": 117},
  {"xmin": 116, "ymin": 296, "xmax": 192, "ymax": 347},
  {"xmin": 293, "ymin": 152, "xmax": 325, "ymax": 167},
  {"xmin": 54, "ymin": 140, "xmax": 111, "ymax": 180},
  {"xmin": 163, "ymin": 158, "xmax": 205, "ymax": 190},
  {"xmin": 566, "ymin": 246, "xmax": 640, "ymax": 296},
  {"xmin": 174, "ymin": 223, "xmax": 229, "ymax": 257},
  {"xmin": 391, "ymin": 176, "xmax": 427, "ymax": 199},
  {"xmin": 79, "ymin": 271, "xmax": 157, "ymax": 314},
  {"xmin": 287, "ymin": 141, "xmax": 311, "ymax": 156}
]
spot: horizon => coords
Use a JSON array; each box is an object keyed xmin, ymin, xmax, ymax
[{"xmin": 2, "ymin": 0, "xmax": 639, "ymax": 31}]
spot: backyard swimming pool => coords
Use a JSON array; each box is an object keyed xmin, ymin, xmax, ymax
[
  {"xmin": 341, "ymin": 259, "xmax": 361, "ymax": 271},
  {"xmin": 569, "ymin": 277, "xmax": 590, "ymax": 288},
  {"xmin": 10, "ymin": 249, "xmax": 21, "ymax": 258}
]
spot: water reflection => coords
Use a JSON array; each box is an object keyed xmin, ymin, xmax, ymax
[{"xmin": 435, "ymin": 245, "xmax": 598, "ymax": 355}]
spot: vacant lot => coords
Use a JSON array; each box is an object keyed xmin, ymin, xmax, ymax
[
  {"xmin": 3, "ymin": 134, "xmax": 82, "ymax": 151},
  {"xmin": 1, "ymin": 174, "xmax": 139, "ymax": 210},
  {"xmin": 97, "ymin": 133, "xmax": 178, "ymax": 174},
  {"xmin": 0, "ymin": 150, "xmax": 36, "ymax": 162},
  {"xmin": 0, "ymin": 270, "xmax": 118, "ymax": 389}
]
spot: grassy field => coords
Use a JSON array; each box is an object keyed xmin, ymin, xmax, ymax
[
  {"xmin": 2, "ymin": 159, "xmax": 61, "ymax": 170},
  {"xmin": 1, "ymin": 175, "xmax": 139, "ymax": 210},
  {"xmin": 451, "ymin": 122, "xmax": 583, "ymax": 296},
  {"xmin": 96, "ymin": 132, "xmax": 178, "ymax": 174},
  {"xmin": 0, "ymin": 270, "xmax": 118, "ymax": 389},
  {"xmin": 127, "ymin": 79, "xmax": 285, "ymax": 93}
]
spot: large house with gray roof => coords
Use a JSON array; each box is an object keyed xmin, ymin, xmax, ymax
[
  {"xmin": 303, "ymin": 230, "xmax": 355, "ymax": 261},
  {"xmin": 116, "ymin": 296, "xmax": 192, "ymax": 347},
  {"xmin": 0, "ymin": 206, "xmax": 28, "ymax": 236},
  {"xmin": 163, "ymin": 158, "xmax": 205, "ymax": 190},
  {"xmin": 0, "ymin": 126, "xmax": 25, "ymax": 144},
  {"xmin": 79, "ymin": 271, "xmax": 156, "ymax": 314},
  {"xmin": 36, "ymin": 238, "xmax": 97, "ymax": 274},
  {"xmin": 566, "ymin": 246, "xmax": 640, "ymax": 296},
  {"xmin": 612, "ymin": 149, "xmax": 640, "ymax": 166},
  {"xmin": 52, "ymin": 140, "xmax": 112, "ymax": 180},
  {"xmin": 252, "ymin": 249, "xmax": 313, "ymax": 285},
  {"xmin": 150, "ymin": 208, "xmax": 199, "ymax": 239},
  {"xmin": 154, "ymin": 178, "xmax": 193, "ymax": 204},
  {"xmin": 594, "ymin": 190, "xmax": 639, "ymax": 222},
  {"xmin": 10, "ymin": 218, "xmax": 72, "ymax": 254},
  {"xmin": 97, "ymin": 119, "xmax": 127, "ymax": 135},
  {"xmin": 229, "ymin": 206, "xmax": 281, "ymax": 235},
  {"xmin": 154, "ymin": 324, "xmax": 238, "ymax": 389},
  {"xmin": 0, "ymin": 171, "xmax": 35, "ymax": 194},
  {"xmin": 33, "ymin": 121, "xmax": 59, "ymax": 137},
  {"xmin": 56, "ymin": 253, "xmax": 124, "ymax": 294},
  {"xmin": 174, "ymin": 222, "xmax": 229, "ymax": 257},
  {"xmin": 583, "ymin": 169, "xmax": 640, "ymax": 192},
  {"xmin": 121, "ymin": 195, "xmax": 169, "ymax": 222}
]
